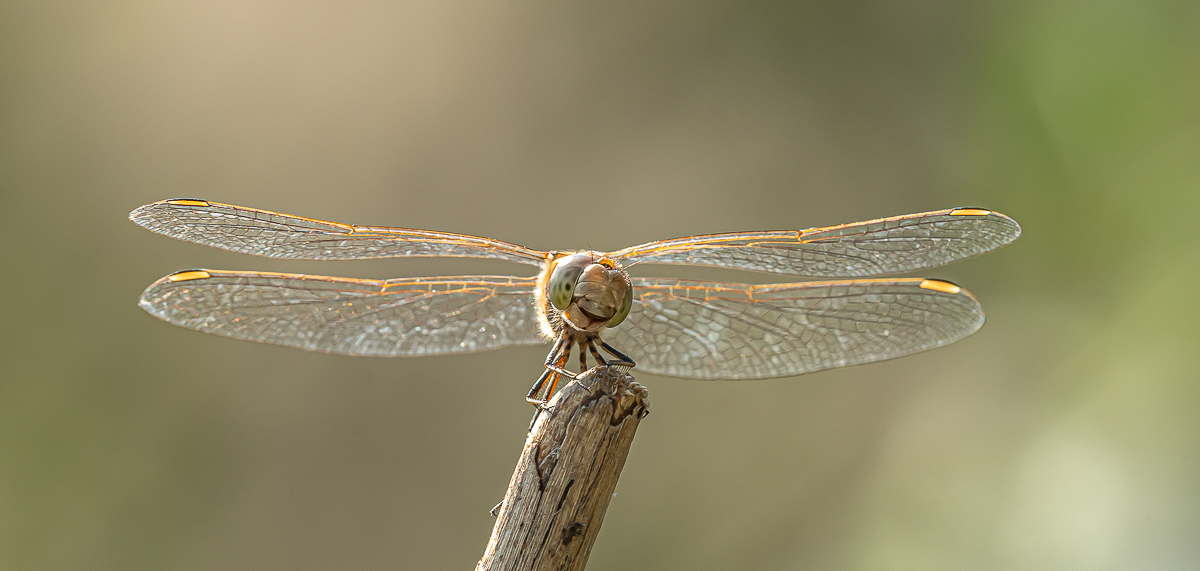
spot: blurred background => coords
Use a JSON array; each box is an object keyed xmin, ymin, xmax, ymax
[{"xmin": 2, "ymin": 1, "xmax": 1198, "ymax": 569}]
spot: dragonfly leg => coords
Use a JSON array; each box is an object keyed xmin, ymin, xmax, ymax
[
  {"xmin": 585, "ymin": 340, "xmax": 608, "ymax": 366},
  {"xmin": 545, "ymin": 358, "xmax": 576, "ymax": 380},
  {"xmin": 527, "ymin": 334, "xmax": 570, "ymax": 407},
  {"xmin": 573, "ymin": 340, "xmax": 611, "ymax": 390},
  {"xmin": 527, "ymin": 368, "xmax": 555, "ymax": 407},
  {"xmin": 528, "ymin": 338, "xmax": 578, "ymax": 427},
  {"xmin": 598, "ymin": 339, "xmax": 636, "ymax": 368},
  {"xmin": 541, "ymin": 344, "xmax": 574, "ymax": 404}
]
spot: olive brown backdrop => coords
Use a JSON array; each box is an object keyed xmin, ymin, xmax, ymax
[{"xmin": 2, "ymin": 1, "xmax": 1198, "ymax": 570}]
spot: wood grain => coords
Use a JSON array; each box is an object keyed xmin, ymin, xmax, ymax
[{"xmin": 477, "ymin": 368, "xmax": 650, "ymax": 571}]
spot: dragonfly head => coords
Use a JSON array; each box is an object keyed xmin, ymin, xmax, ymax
[{"xmin": 547, "ymin": 252, "xmax": 633, "ymax": 332}]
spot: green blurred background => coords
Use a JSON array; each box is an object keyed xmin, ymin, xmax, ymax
[{"xmin": 2, "ymin": 1, "xmax": 1198, "ymax": 569}]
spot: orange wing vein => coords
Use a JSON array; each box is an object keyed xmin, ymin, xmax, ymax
[
  {"xmin": 129, "ymin": 199, "xmax": 548, "ymax": 265},
  {"xmin": 139, "ymin": 270, "xmax": 546, "ymax": 356},
  {"xmin": 608, "ymin": 208, "xmax": 1020, "ymax": 277},
  {"xmin": 604, "ymin": 277, "xmax": 985, "ymax": 379}
]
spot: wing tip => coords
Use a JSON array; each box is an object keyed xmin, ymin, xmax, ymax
[
  {"xmin": 128, "ymin": 197, "xmax": 213, "ymax": 228},
  {"xmin": 917, "ymin": 277, "xmax": 983, "ymax": 303},
  {"xmin": 164, "ymin": 198, "xmax": 212, "ymax": 206},
  {"xmin": 137, "ymin": 283, "xmax": 171, "ymax": 321},
  {"xmin": 917, "ymin": 278, "xmax": 962, "ymax": 294},
  {"xmin": 917, "ymin": 278, "xmax": 985, "ymax": 333},
  {"xmin": 951, "ymin": 206, "xmax": 1022, "ymax": 243},
  {"xmin": 167, "ymin": 269, "xmax": 213, "ymax": 282},
  {"xmin": 140, "ymin": 269, "xmax": 214, "ymax": 312},
  {"xmin": 137, "ymin": 295, "xmax": 160, "ymax": 317}
]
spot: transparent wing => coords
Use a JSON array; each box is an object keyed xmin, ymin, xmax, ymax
[
  {"xmin": 608, "ymin": 208, "xmax": 1020, "ymax": 277},
  {"xmin": 139, "ymin": 270, "xmax": 546, "ymax": 356},
  {"xmin": 604, "ymin": 277, "xmax": 984, "ymax": 379},
  {"xmin": 130, "ymin": 199, "xmax": 548, "ymax": 265}
]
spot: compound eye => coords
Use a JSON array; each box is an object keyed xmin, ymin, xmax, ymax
[
  {"xmin": 547, "ymin": 254, "xmax": 591, "ymax": 310},
  {"xmin": 607, "ymin": 277, "xmax": 634, "ymax": 328}
]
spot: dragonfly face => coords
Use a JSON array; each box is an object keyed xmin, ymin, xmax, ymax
[
  {"xmin": 539, "ymin": 252, "xmax": 634, "ymax": 334},
  {"xmin": 130, "ymin": 199, "xmax": 1020, "ymax": 406}
]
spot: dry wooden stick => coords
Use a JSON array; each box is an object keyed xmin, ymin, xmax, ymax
[{"xmin": 477, "ymin": 367, "xmax": 650, "ymax": 571}]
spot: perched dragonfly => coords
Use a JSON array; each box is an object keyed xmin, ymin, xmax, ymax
[{"xmin": 131, "ymin": 199, "xmax": 1020, "ymax": 406}]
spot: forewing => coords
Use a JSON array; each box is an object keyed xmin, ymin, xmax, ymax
[
  {"xmin": 130, "ymin": 199, "xmax": 547, "ymax": 265},
  {"xmin": 608, "ymin": 208, "xmax": 1020, "ymax": 277},
  {"xmin": 139, "ymin": 270, "xmax": 546, "ymax": 356},
  {"xmin": 604, "ymin": 277, "xmax": 984, "ymax": 379}
]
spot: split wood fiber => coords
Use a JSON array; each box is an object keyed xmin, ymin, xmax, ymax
[{"xmin": 477, "ymin": 367, "xmax": 650, "ymax": 571}]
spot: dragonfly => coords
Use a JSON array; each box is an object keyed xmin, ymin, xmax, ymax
[{"xmin": 130, "ymin": 199, "xmax": 1020, "ymax": 407}]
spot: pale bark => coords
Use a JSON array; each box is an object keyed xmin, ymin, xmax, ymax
[{"xmin": 477, "ymin": 368, "xmax": 650, "ymax": 571}]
